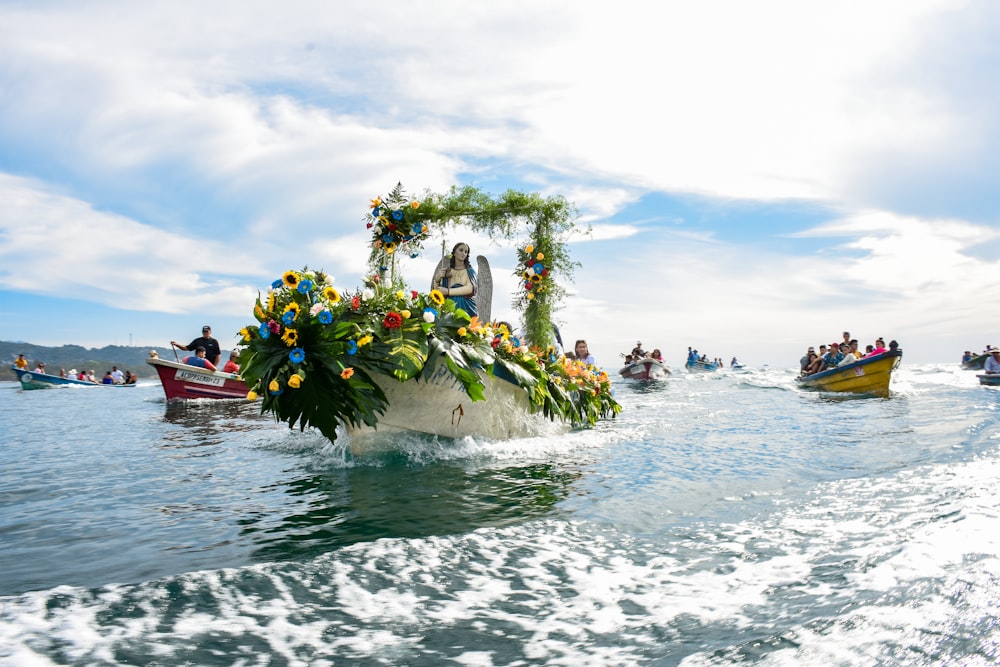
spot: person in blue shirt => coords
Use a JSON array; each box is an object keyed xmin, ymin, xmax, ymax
[{"xmin": 183, "ymin": 346, "xmax": 218, "ymax": 371}]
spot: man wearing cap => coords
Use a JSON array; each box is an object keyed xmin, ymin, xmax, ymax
[
  {"xmin": 172, "ymin": 326, "xmax": 221, "ymax": 366},
  {"xmin": 985, "ymin": 348, "xmax": 1000, "ymax": 375},
  {"xmin": 631, "ymin": 341, "xmax": 645, "ymax": 358}
]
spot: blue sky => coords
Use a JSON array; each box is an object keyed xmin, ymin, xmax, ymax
[{"xmin": 1, "ymin": 1, "xmax": 999, "ymax": 367}]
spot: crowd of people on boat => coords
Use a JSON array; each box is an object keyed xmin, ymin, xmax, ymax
[
  {"xmin": 621, "ymin": 341, "xmax": 664, "ymax": 366},
  {"xmin": 14, "ymin": 353, "xmax": 138, "ymax": 384},
  {"xmin": 961, "ymin": 346, "xmax": 995, "ymax": 365},
  {"xmin": 798, "ymin": 331, "xmax": 899, "ymax": 377}
]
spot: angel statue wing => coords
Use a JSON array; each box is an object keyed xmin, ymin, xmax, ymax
[
  {"xmin": 430, "ymin": 256, "xmax": 450, "ymax": 294},
  {"xmin": 476, "ymin": 255, "xmax": 493, "ymax": 324}
]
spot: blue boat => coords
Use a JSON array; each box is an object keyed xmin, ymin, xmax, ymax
[
  {"xmin": 13, "ymin": 368, "xmax": 135, "ymax": 390},
  {"xmin": 685, "ymin": 359, "xmax": 719, "ymax": 372}
]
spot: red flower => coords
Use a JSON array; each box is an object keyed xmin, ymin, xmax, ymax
[
  {"xmin": 268, "ymin": 319, "xmax": 280, "ymax": 334},
  {"xmin": 526, "ymin": 259, "xmax": 536, "ymax": 267},
  {"xmin": 411, "ymin": 290, "xmax": 419, "ymax": 299},
  {"xmin": 541, "ymin": 269, "xmax": 549, "ymax": 277},
  {"xmin": 388, "ymin": 224, "xmax": 396, "ymax": 231},
  {"xmin": 366, "ymin": 222, "xmax": 373, "ymax": 229},
  {"xmin": 383, "ymin": 311, "xmax": 403, "ymax": 329},
  {"xmin": 524, "ymin": 282, "xmax": 533, "ymax": 290},
  {"xmin": 491, "ymin": 337, "xmax": 501, "ymax": 348},
  {"xmin": 351, "ymin": 295, "xmax": 361, "ymax": 310}
]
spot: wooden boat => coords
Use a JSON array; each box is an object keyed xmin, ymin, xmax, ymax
[
  {"xmin": 977, "ymin": 374, "xmax": 1000, "ymax": 386},
  {"xmin": 962, "ymin": 353, "xmax": 989, "ymax": 370},
  {"xmin": 13, "ymin": 367, "xmax": 137, "ymax": 390},
  {"xmin": 796, "ymin": 349, "xmax": 902, "ymax": 397},
  {"xmin": 146, "ymin": 355, "xmax": 247, "ymax": 401},
  {"xmin": 619, "ymin": 358, "xmax": 671, "ymax": 381},
  {"xmin": 685, "ymin": 359, "xmax": 719, "ymax": 372}
]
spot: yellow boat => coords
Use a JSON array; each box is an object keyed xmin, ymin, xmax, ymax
[{"xmin": 796, "ymin": 349, "xmax": 902, "ymax": 397}]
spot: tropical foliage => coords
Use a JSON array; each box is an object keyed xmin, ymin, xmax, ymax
[{"xmin": 238, "ymin": 185, "xmax": 619, "ymax": 444}]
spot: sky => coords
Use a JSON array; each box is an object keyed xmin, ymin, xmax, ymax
[{"xmin": 1, "ymin": 0, "xmax": 999, "ymax": 368}]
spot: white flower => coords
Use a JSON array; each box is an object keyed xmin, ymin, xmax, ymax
[
  {"xmin": 309, "ymin": 303, "xmax": 324, "ymax": 316},
  {"xmin": 423, "ymin": 311, "xmax": 436, "ymax": 323},
  {"xmin": 363, "ymin": 289, "xmax": 374, "ymax": 300}
]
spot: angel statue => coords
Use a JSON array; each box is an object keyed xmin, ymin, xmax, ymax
[{"xmin": 430, "ymin": 242, "xmax": 492, "ymax": 322}]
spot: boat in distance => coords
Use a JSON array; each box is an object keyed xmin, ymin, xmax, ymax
[
  {"xmin": 146, "ymin": 354, "xmax": 247, "ymax": 401},
  {"xmin": 977, "ymin": 374, "xmax": 1000, "ymax": 387},
  {"xmin": 13, "ymin": 368, "xmax": 136, "ymax": 391},
  {"xmin": 619, "ymin": 358, "xmax": 671, "ymax": 381},
  {"xmin": 962, "ymin": 353, "xmax": 988, "ymax": 370},
  {"xmin": 685, "ymin": 359, "xmax": 719, "ymax": 372},
  {"xmin": 796, "ymin": 349, "xmax": 902, "ymax": 397}
]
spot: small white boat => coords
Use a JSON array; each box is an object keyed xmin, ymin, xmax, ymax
[
  {"xmin": 618, "ymin": 358, "xmax": 671, "ymax": 381},
  {"xmin": 13, "ymin": 368, "xmax": 136, "ymax": 390}
]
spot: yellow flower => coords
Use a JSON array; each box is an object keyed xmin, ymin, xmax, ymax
[
  {"xmin": 395, "ymin": 290, "xmax": 405, "ymax": 300},
  {"xmin": 283, "ymin": 302, "xmax": 300, "ymax": 319},
  {"xmin": 240, "ymin": 327, "xmax": 251, "ymax": 342},
  {"xmin": 323, "ymin": 286, "xmax": 340, "ymax": 303},
  {"xmin": 429, "ymin": 290, "xmax": 445, "ymax": 306},
  {"xmin": 536, "ymin": 253, "xmax": 544, "ymax": 260},
  {"xmin": 268, "ymin": 380, "xmax": 280, "ymax": 392},
  {"xmin": 527, "ymin": 292, "xmax": 535, "ymax": 300},
  {"xmin": 370, "ymin": 196, "xmax": 382, "ymax": 208},
  {"xmin": 410, "ymin": 200, "xmax": 420, "ymax": 209},
  {"xmin": 254, "ymin": 305, "xmax": 265, "ymax": 321},
  {"xmin": 400, "ymin": 310, "xmax": 410, "ymax": 319},
  {"xmin": 267, "ymin": 291, "xmax": 276, "ymax": 312},
  {"xmin": 525, "ymin": 245, "xmax": 534, "ymax": 254},
  {"xmin": 457, "ymin": 327, "xmax": 467, "ymax": 337},
  {"xmin": 385, "ymin": 242, "xmax": 397, "ymax": 254},
  {"xmin": 288, "ymin": 374, "xmax": 302, "ymax": 389},
  {"xmin": 281, "ymin": 328, "xmax": 298, "ymax": 346},
  {"xmin": 341, "ymin": 367, "xmax": 355, "ymax": 379},
  {"xmin": 282, "ymin": 271, "xmax": 299, "ymax": 288},
  {"xmin": 358, "ymin": 334, "xmax": 373, "ymax": 347},
  {"xmin": 247, "ymin": 390, "xmax": 258, "ymax": 401}
]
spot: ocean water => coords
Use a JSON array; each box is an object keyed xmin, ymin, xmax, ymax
[{"xmin": 1, "ymin": 364, "xmax": 999, "ymax": 666}]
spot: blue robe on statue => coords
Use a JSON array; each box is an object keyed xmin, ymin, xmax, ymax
[{"xmin": 438, "ymin": 265, "xmax": 477, "ymax": 316}]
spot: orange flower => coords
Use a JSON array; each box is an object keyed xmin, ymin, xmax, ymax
[{"xmin": 341, "ymin": 367, "xmax": 355, "ymax": 380}]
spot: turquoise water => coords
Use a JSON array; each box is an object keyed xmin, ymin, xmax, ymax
[{"xmin": 1, "ymin": 364, "xmax": 999, "ymax": 665}]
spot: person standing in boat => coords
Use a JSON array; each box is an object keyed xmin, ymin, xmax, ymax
[
  {"xmin": 432, "ymin": 242, "xmax": 477, "ymax": 316},
  {"xmin": 14, "ymin": 354, "xmax": 28, "ymax": 370},
  {"xmin": 172, "ymin": 325, "xmax": 222, "ymax": 367}
]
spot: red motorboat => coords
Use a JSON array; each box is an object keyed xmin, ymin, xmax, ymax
[
  {"xmin": 146, "ymin": 354, "xmax": 247, "ymax": 400},
  {"xmin": 619, "ymin": 358, "xmax": 671, "ymax": 381}
]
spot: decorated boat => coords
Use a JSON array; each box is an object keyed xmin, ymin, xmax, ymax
[
  {"xmin": 977, "ymin": 374, "xmax": 1000, "ymax": 387},
  {"xmin": 238, "ymin": 183, "xmax": 621, "ymax": 449},
  {"xmin": 685, "ymin": 359, "xmax": 719, "ymax": 372},
  {"xmin": 146, "ymin": 353, "xmax": 247, "ymax": 400},
  {"xmin": 13, "ymin": 368, "xmax": 137, "ymax": 391},
  {"xmin": 619, "ymin": 358, "xmax": 671, "ymax": 381},
  {"xmin": 796, "ymin": 349, "xmax": 902, "ymax": 397}
]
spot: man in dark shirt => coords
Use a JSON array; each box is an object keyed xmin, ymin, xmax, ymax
[{"xmin": 172, "ymin": 325, "xmax": 221, "ymax": 366}]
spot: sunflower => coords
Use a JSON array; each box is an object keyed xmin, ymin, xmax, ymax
[
  {"xmin": 429, "ymin": 289, "xmax": 445, "ymax": 306},
  {"xmin": 282, "ymin": 271, "xmax": 299, "ymax": 288},
  {"xmin": 322, "ymin": 286, "xmax": 340, "ymax": 303},
  {"xmin": 281, "ymin": 328, "xmax": 299, "ymax": 346}
]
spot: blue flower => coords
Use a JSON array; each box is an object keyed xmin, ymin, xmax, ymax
[
  {"xmin": 534, "ymin": 262, "xmax": 545, "ymax": 273},
  {"xmin": 289, "ymin": 348, "xmax": 305, "ymax": 364},
  {"xmin": 318, "ymin": 309, "xmax": 333, "ymax": 325},
  {"xmin": 412, "ymin": 222, "xmax": 424, "ymax": 234},
  {"xmin": 382, "ymin": 234, "xmax": 393, "ymax": 243},
  {"xmin": 259, "ymin": 324, "xmax": 270, "ymax": 339},
  {"xmin": 347, "ymin": 340, "xmax": 358, "ymax": 356},
  {"xmin": 372, "ymin": 206, "xmax": 380, "ymax": 217},
  {"xmin": 271, "ymin": 279, "xmax": 283, "ymax": 289},
  {"xmin": 410, "ymin": 252, "xmax": 419, "ymax": 259},
  {"xmin": 298, "ymin": 279, "xmax": 314, "ymax": 294},
  {"xmin": 391, "ymin": 209, "xmax": 403, "ymax": 220},
  {"xmin": 511, "ymin": 336, "xmax": 521, "ymax": 348},
  {"xmin": 281, "ymin": 311, "xmax": 296, "ymax": 326}
]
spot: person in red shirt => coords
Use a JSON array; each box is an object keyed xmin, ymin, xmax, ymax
[{"xmin": 222, "ymin": 350, "xmax": 240, "ymax": 374}]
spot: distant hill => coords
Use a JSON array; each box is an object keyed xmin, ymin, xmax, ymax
[{"xmin": 1, "ymin": 341, "xmax": 234, "ymax": 381}]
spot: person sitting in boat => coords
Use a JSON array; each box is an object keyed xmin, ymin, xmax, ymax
[
  {"xmin": 651, "ymin": 349, "xmax": 663, "ymax": 362},
  {"xmin": 432, "ymin": 242, "xmax": 477, "ymax": 316},
  {"xmin": 803, "ymin": 344, "xmax": 828, "ymax": 375},
  {"xmin": 865, "ymin": 338, "xmax": 887, "ymax": 357},
  {"xmin": 838, "ymin": 342, "xmax": 858, "ymax": 365},
  {"xmin": 962, "ymin": 351, "xmax": 972, "ymax": 364},
  {"xmin": 124, "ymin": 371, "xmax": 138, "ymax": 384},
  {"xmin": 172, "ymin": 325, "xmax": 222, "ymax": 367},
  {"xmin": 101, "ymin": 371, "xmax": 114, "ymax": 385},
  {"xmin": 111, "ymin": 366, "xmax": 124, "ymax": 384},
  {"xmin": 86, "ymin": 370, "xmax": 97, "ymax": 383},
  {"xmin": 15, "ymin": 354, "xmax": 28, "ymax": 370},
  {"xmin": 623, "ymin": 354, "xmax": 634, "ymax": 365},
  {"xmin": 574, "ymin": 340, "xmax": 595, "ymax": 366},
  {"xmin": 33, "ymin": 362, "xmax": 47, "ymax": 374},
  {"xmin": 183, "ymin": 346, "xmax": 218, "ymax": 371},
  {"xmin": 800, "ymin": 346, "xmax": 815, "ymax": 373},
  {"xmin": 984, "ymin": 348, "xmax": 1000, "ymax": 375},
  {"xmin": 222, "ymin": 350, "xmax": 240, "ymax": 374}
]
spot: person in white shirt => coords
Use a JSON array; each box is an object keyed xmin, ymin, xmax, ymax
[{"xmin": 984, "ymin": 349, "xmax": 1000, "ymax": 375}]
